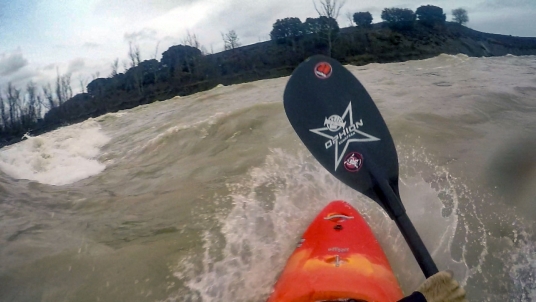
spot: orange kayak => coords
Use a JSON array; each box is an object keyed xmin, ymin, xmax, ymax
[{"xmin": 267, "ymin": 200, "xmax": 403, "ymax": 302}]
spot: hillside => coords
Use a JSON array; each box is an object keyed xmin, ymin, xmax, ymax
[{"xmin": 2, "ymin": 22, "xmax": 536, "ymax": 147}]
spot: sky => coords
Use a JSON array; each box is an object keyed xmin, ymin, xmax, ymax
[{"xmin": 1, "ymin": 0, "xmax": 535, "ymax": 93}]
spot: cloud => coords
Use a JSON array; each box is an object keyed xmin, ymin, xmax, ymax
[
  {"xmin": 83, "ymin": 42, "xmax": 101, "ymax": 48},
  {"xmin": 93, "ymin": 0, "xmax": 191, "ymax": 22},
  {"xmin": 0, "ymin": 60, "xmax": 40, "ymax": 89},
  {"xmin": 68, "ymin": 58, "xmax": 86, "ymax": 74},
  {"xmin": 124, "ymin": 28, "xmax": 158, "ymax": 43},
  {"xmin": 477, "ymin": 0, "xmax": 535, "ymax": 9},
  {"xmin": 6, "ymin": 68, "xmax": 40, "ymax": 83},
  {"xmin": 469, "ymin": 8, "xmax": 536, "ymax": 37},
  {"xmin": 43, "ymin": 63, "xmax": 57, "ymax": 71},
  {"xmin": 0, "ymin": 51, "xmax": 29, "ymax": 76},
  {"xmin": 193, "ymin": 0, "xmax": 302, "ymax": 50}
]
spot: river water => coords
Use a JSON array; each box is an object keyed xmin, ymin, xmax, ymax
[{"xmin": 1, "ymin": 54, "xmax": 535, "ymax": 301}]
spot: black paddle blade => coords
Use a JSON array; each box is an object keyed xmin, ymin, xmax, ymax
[
  {"xmin": 284, "ymin": 56, "xmax": 439, "ymax": 277},
  {"xmin": 283, "ymin": 55, "xmax": 403, "ymax": 218}
]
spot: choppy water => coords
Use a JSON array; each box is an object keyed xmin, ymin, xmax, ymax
[{"xmin": 1, "ymin": 54, "xmax": 535, "ymax": 302}]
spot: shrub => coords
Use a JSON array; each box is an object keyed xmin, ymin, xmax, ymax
[
  {"xmin": 270, "ymin": 17, "xmax": 305, "ymax": 41},
  {"xmin": 452, "ymin": 8, "xmax": 469, "ymax": 25},
  {"xmin": 416, "ymin": 5, "xmax": 446, "ymax": 27},
  {"xmin": 353, "ymin": 12, "xmax": 373, "ymax": 28},
  {"xmin": 381, "ymin": 8, "xmax": 416, "ymax": 29}
]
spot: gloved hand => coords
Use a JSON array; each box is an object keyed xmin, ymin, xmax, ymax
[{"xmin": 416, "ymin": 270, "xmax": 468, "ymax": 302}]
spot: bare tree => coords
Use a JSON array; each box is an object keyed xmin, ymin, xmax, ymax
[
  {"xmin": 312, "ymin": 0, "xmax": 345, "ymax": 57},
  {"xmin": 128, "ymin": 42, "xmax": 141, "ymax": 68},
  {"xmin": 179, "ymin": 31, "xmax": 205, "ymax": 75},
  {"xmin": 153, "ymin": 41, "xmax": 160, "ymax": 59},
  {"xmin": 6, "ymin": 83, "xmax": 21, "ymax": 130},
  {"xmin": 182, "ymin": 30, "xmax": 201, "ymax": 49},
  {"xmin": 42, "ymin": 84, "xmax": 56, "ymax": 109},
  {"xmin": 63, "ymin": 74, "xmax": 73, "ymax": 100},
  {"xmin": 134, "ymin": 46, "xmax": 141, "ymax": 65},
  {"xmin": 35, "ymin": 88, "xmax": 44, "ymax": 119},
  {"xmin": 55, "ymin": 72, "xmax": 63, "ymax": 105},
  {"xmin": 345, "ymin": 11, "xmax": 355, "ymax": 26},
  {"xmin": 122, "ymin": 60, "xmax": 129, "ymax": 73},
  {"xmin": 110, "ymin": 58, "xmax": 119, "ymax": 77},
  {"xmin": 0, "ymin": 89, "xmax": 7, "ymax": 131},
  {"xmin": 23, "ymin": 81, "xmax": 39, "ymax": 127},
  {"xmin": 55, "ymin": 72, "xmax": 72, "ymax": 106},
  {"xmin": 79, "ymin": 76, "xmax": 87, "ymax": 93},
  {"xmin": 313, "ymin": 0, "xmax": 346, "ymax": 20},
  {"xmin": 200, "ymin": 45, "xmax": 209, "ymax": 55},
  {"xmin": 221, "ymin": 30, "xmax": 241, "ymax": 50},
  {"xmin": 0, "ymin": 82, "xmax": 44, "ymax": 136}
]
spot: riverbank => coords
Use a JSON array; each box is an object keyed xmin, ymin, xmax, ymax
[{"xmin": 1, "ymin": 22, "xmax": 536, "ymax": 148}]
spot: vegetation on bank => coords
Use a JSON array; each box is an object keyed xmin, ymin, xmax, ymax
[{"xmin": 0, "ymin": 4, "xmax": 534, "ymax": 148}]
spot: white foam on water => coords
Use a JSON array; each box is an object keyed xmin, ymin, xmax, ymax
[
  {"xmin": 396, "ymin": 174, "xmax": 468, "ymax": 288},
  {"xmin": 95, "ymin": 111, "xmax": 128, "ymax": 120},
  {"xmin": 169, "ymin": 148, "xmax": 466, "ymax": 301},
  {"xmin": 0, "ymin": 119, "xmax": 111, "ymax": 186},
  {"xmin": 509, "ymin": 233, "xmax": 536, "ymax": 301},
  {"xmin": 142, "ymin": 112, "xmax": 228, "ymax": 150}
]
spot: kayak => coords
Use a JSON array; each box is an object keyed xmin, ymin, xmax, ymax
[{"xmin": 267, "ymin": 200, "xmax": 403, "ymax": 302}]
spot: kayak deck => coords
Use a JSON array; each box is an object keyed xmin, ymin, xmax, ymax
[{"xmin": 267, "ymin": 200, "xmax": 403, "ymax": 302}]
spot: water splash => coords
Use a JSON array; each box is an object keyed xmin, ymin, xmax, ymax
[
  {"xmin": 0, "ymin": 119, "xmax": 110, "ymax": 185},
  {"xmin": 169, "ymin": 146, "xmax": 468, "ymax": 301}
]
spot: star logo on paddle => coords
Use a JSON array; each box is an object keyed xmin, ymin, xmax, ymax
[{"xmin": 309, "ymin": 102, "xmax": 380, "ymax": 171}]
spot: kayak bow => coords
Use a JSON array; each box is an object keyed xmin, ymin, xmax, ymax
[{"xmin": 267, "ymin": 200, "xmax": 403, "ymax": 302}]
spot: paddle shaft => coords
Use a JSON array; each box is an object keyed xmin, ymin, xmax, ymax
[
  {"xmin": 395, "ymin": 213, "xmax": 439, "ymax": 278},
  {"xmin": 377, "ymin": 178, "xmax": 439, "ymax": 278}
]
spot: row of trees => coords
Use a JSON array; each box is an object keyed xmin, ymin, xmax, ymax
[
  {"xmin": 269, "ymin": 4, "xmax": 469, "ymax": 58},
  {"xmin": 270, "ymin": 0, "xmax": 343, "ymax": 57},
  {"xmin": 271, "ymin": 5, "xmax": 469, "ymax": 41},
  {"xmin": 0, "ymin": 73, "xmax": 74, "ymax": 143},
  {"xmin": 359, "ymin": 6, "xmax": 468, "ymax": 28},
  {"xmin": 0, "ymin": 83, "xmax": 41, "ymax": 139},
  {"xmin": 0, "ymin": 28, "xmax": 248, "ymax": 145},
  {"xmin": 270, "ymin": 17, "xmax": 339, "ymax": 51},
  {"xmin": 0, "ymin": 2, "xmax": 471, "ymax": 146},
  {"xmin": 380, "ymin": 5, "xmax": 468, "ymax": 29},
  {"xmin": 270, "ymin": 17, "xmax": 339, "ymax": 40}
]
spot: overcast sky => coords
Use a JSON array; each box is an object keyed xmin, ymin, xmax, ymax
[{"xmin": 1, "ymin": 0, "xmax": 535, "ymax": 92}]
